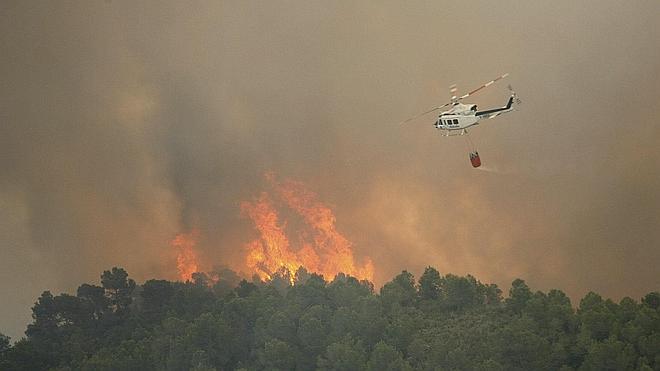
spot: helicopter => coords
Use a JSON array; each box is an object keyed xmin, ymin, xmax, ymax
[{"xmin": 401, "ymin": 73, "xmax": 521, "ymax": 167}]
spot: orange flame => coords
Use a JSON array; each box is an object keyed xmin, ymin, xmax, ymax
[
  {"xmin": 241, "ymin": 192, "xmax": 302, "ymax": 281},
  {"xmin": 171, "ymin": 230, "xmax": 199, "ymax": 281},
  {"xmin": 242, "ymin": 173, "xmax": 374, "ymax": 283}
]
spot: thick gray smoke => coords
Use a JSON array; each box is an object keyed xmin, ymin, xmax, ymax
[{"xmin": 1, "ymin": 1, "xmax": 659, "ymax": 340}]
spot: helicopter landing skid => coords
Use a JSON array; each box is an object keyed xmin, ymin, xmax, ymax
[{"xmin": 440, "ymin": 129, "xmax": 468, "ymax": 137}]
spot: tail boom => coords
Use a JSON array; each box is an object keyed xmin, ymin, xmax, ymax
[{"xmin": 475, "ymin": 95, "xmax": 515, "ymax": 119}]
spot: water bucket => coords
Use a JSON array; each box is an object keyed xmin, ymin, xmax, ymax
[{"xmin": 469, "ymin": 152, "xmax": 481, "ymax": 168}]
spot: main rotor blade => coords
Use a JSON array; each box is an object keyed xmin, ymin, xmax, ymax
[
  {"xmin": 458, "ymin": 73, "xmax": 509, "ymax": 100},
  {"xmin": 399, "ymin": 102, "xmax": 450, "ymax": 124},
  {"xmin": 399, "ymin": 107, "xmax": 438, "ymax": 124}
]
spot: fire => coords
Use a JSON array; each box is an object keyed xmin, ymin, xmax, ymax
[
  {"xmin": 171, "ymin": 230, "xmax": 199, "ymax": 281},
  {"xmin": 241, "ymin": 192, "xmax": 302, "ymax": 281},
  {"xmin": 169, "ymin": 173, "xmax": 374, "ymax": 285},
  {"xmin": 242, "ymin": 173, "xmax": 374, "ymax": 282}
]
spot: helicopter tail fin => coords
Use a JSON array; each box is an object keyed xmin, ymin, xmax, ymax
[{"xmin": 475, "ymin": 95, "xmax": 515, "ymax": 118}]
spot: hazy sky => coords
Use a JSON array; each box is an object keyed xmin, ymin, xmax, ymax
[{"xmin": 1, "ymin": 1, "xmax": 659, "ymax": 341}]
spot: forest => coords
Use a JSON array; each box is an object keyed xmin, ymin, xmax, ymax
[{"xmin": 1, "ymin": 266, "xmax": 658, "ymax": 371}]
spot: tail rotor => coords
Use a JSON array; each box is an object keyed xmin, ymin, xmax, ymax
[{"xmin": 508, "ymin": 84, "xmax": 522, "ymax": 105}]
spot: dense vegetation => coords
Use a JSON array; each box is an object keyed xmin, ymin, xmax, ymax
[{"xmin": 1, "ymin": 266, "xmax": 659, "ymax": 371}]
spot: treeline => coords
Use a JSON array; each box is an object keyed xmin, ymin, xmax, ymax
[{"xmin": 1, "ymin": 266, "xmax": 659, "ymax": 370}]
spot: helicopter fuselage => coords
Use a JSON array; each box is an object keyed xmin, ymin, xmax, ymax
[
  {"xmin": 434, "ymin": 103, "xmax": 481, "ymax": 131},
  {"xmin": 434, "ymin": 94, "xmax": 516, "ymax": 132}
]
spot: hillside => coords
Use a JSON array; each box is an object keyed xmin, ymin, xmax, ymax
[{"xmin": 1, "ymin": 267, "xmax": 659, "ymax": 370}]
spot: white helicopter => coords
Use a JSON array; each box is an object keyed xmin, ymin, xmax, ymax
[{"xmin": 401, "ymin": 73, "xmax": 520, "ymax": 167}]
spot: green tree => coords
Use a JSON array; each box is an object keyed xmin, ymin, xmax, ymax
[
  {"xmin": 641, "ymin": 292, "xmax": 660, "ymax": 310},
  {"xmin": 475, "ymin": 358, "xmax": 506, "ymax": 371},
  {"xmin": 579, "ymin": 337, "xmax": 636, "ymax": 371},
  {"xmin": 257, "ymin": 338, "xmax": 298, "ymax": 371},
  {"xmin": 80, "ymin": 339, "xmax": 151, "ymax": 371},
  {"xmin": 0, "ymin": 332, "xmax": 9, "ymax": 354},
  {"xmin": 188, "ymin": 313, "xmax": 232, "ymax": 369},
  {"xmin": 287, "ymin": 273, "xmax": 329, "ymax": 315},
  {"xmin": 190, "ymin": 350, "xmax": 217, "ymax": 371},
  {"xmin": 380, "ymin": 271, "xmax": 416, "ymax": 310},
  {"xmin": 383, "ymin": 306, "xmax": 424, "ymax": 352},
  {"xmin": 265, "ymin": 311, "xmax": 297, "ymax": 345},
  {"xmin": 317, "ymin": 336, "xmax": 367, "ymax": 371},
  {"xmin": 77, "ymin": 283, "xmax": 107, "ymax": 320},
  {"xmin": 0, "ymin": 339, "xmax": 52, "ymax": 371},
  {"xmin": 141, "ymin": 279, "xmax": 174, "ymax": 319},
  {"xmin": 26, "ymin": 291, "xmax": 58, "ymax": 341},
  {"xmin": 367, "ymin": 341, "xmax": 412, "ymax": 371},
  {"xmin": 234, "ymin": 279, "xmax": 258, "ymax": 298},
  {"xmin": 418, "ymin": 267, "xmax": 442, "ymax": 301},
  {"xmin": 329, "ymin": 307, "xmax": 360, "ymax": 342},
  {"xmin": 100, "ymin": 267, "xmax": 136, "ymax": 316},
  {"xmin": 210, "ymin": 267, "xmax": 241, "ymax": 297},
  {"xmin": 353, "ymin": 296, "xmax": 387, "ymax": 348},
  {"xmin": 443, "ymin": 274, "xmax": 480, "ymax": 310},
  {"xmin": 328, "ymin": 273, "xmax": 373, "ymax": 309},
  {"xmin": 497, "ymin": 323, "xmax": 553, "ymax": 370},
  {"xmin": 297, "ymin": 305, "xmax": 331, "ymax": 363},
  {"xmin": 6, "ymin": 266, "xmax": 660, "ymax": 371},
  {"xmin": 506, "ymin": 279, "xmax": 533, "ymax": 314},
  {"xmin": 483, "ymin": 283, "xmax": 503, "ymax": 305},
  {"xmin": 578, "ymin": 292, "xmax": 615, "ymax": 341}
]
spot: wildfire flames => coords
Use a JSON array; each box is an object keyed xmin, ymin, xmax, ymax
[
  {"xmin": 171, "ymin": 230, "xmax": 200, "ymax": 281},
  {"xmin": 241, "ymin": 173, "xmax": 374, "ymax": 282},
  {"xmin": 170, "ymin": 173, "xmax": 373, "ymax": 284}
]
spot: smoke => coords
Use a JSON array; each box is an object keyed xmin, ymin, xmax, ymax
[{"xmin": 1, "ymin": 1, "xmax": 660, "ymax": 341}]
